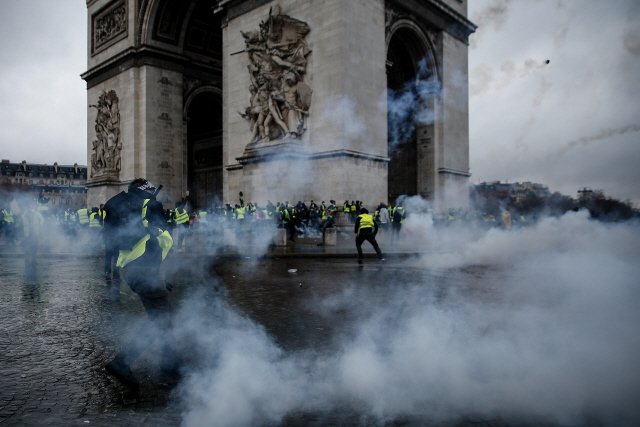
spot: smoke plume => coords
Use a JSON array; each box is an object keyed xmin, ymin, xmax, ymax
[{"xmin": 172, "ymin": 208, "xmax": 640, "ymax": 427}]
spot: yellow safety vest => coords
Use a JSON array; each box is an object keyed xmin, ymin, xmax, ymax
[
  {"xmin": 236, "ymin": 207, "xmax": 245, "ymax": 220},
  {"xmin": 1, "ymin": 210, "xmax": 13, "ymax": 224},
  {"xmin": 199, "ymin": 211, "xmax": 208, "ymax": 224},
  {"xmin": 89, "ymin": 212, "xmax": 101, "ymax": 227},
  {"xmin": 77, "ymin": 209, "xmax": 89, "ymax": 225},
  {"xmin": 357, "ymin": 213, "xmax": 375, "ymax": 232},
  {"xmin": 174, "ymin": 208, "xmax": 189, "ymax": 225},
  {"xmin": 117, "ymin": 199, "xmax": 173, "ymax": 268}
]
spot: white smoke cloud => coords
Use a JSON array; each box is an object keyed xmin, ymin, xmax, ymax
[{"xmin": 172, "ymin": 208, "xmax": 640, "ymax": 427}]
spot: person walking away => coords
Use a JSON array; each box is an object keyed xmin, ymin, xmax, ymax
[
  {"xmin": 104, "ymin": 178, "xmax": 177, "ymax": 389},
  {"xmin": 354, "ymin": 208, "xmax": 384, "ymax": 264}
]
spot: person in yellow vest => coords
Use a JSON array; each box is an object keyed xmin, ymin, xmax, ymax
[
  {"xmin": 65, "ymin": 207, "xmax": 78, "ymax": 237},
  {"xmin": 21, "ymin": 203, "xmax": 45, "ymax": 267},
  {"xmin": 99, "ymin": 203, "xmax": 106, "ymax": 222},
  {"xmin": 235, "ymin": 203, "xmax": 246, "ymax": 233},
  {"xmin": 281, "ymin": 205, "xmax": 296, "ymax": 242},
  {"xmin": 77, "ymin": 207, "xmax": 90, "ymax": 228},
  {"xmin": 354, "ymin": 208, "xmax": 384, "ymax": 264},
  {"xmin": 172, "ymin": 201, "xmax": 190, "ymax": 252},
  {"xmin": 1, "ymin": 204, "xmax": 17, "ymax": 249},
  {"xmin": 317, "ymin": 208, "xmax": 335, "ymax": 246},
  {"xmin": 89, "ymin": 207, "xmax": 103, "ymax": 250},
  {"xmin": 104, "ymin": 178, "xmax": 177, "ymax": 390},
  {"xmin": 350, "ymin": 200, "xmax": 357, "ymax": 223},
  {"xmin": 36, "ymin": 192, "xmax": 50, "ymax": 216}
]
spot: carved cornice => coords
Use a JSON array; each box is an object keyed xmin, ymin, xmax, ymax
[
  {"xmin": 428, "ymin": 0, "xmax": 476, "ymax": 33},
  {"xmin": 81, "ymin": 45, "xmax": 221, "ymax": 89},
  {"xmin": 236, "ymin": 148, "xmax": 390, "ymax": 166}
]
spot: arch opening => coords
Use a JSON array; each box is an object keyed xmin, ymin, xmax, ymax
[
  {"xmin": 187, "ymin": 92, "xmax": 222, "ymax": 209},
  {"xmin": 386, "ymin": 27, "xmax": 437, "ymax": 203}
]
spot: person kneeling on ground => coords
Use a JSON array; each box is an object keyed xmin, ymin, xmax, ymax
[{"xmin": 355, "ymin": 208, "xmax": 384, "ymax": 264}]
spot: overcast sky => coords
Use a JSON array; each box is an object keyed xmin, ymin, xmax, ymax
[{"xmin": 0, "ymin": 1, "xmax": 638, "ymax": 203}]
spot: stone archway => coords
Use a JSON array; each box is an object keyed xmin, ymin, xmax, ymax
[
  {"xmin": 386, "ymin": 21, "xmax": 439, "ymax": 203},
  {"xmin": 185, "ymin": 89, "xmax": 223, "ymax": 209}
]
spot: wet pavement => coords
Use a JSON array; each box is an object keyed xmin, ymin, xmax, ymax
[{"xmin": 0, "ymin": 249, "xmax": 506, "ymax": 427}]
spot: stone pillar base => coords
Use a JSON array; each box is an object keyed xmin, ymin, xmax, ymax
[
  {"xmin": 323, "ymin": 228, "xmax": 337, "ymax": 246},
  {"xmin": 274, "ymin": 228, "xmax": 287, "ymax": 246}
]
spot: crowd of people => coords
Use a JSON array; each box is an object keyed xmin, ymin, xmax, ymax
[{"xmin": 0, "ymin": 181, "xmax": 526, "ymax": 392}]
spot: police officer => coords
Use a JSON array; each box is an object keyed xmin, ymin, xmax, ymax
[
  {"xmin": 354, "ymin": 207, "xmax": 384, "ymax": 264},
  {"xmin": 104, "ymin": 178, "xmax": 178, "ymax": 389}
]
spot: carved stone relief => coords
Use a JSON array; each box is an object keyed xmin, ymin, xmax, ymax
[
  {"xmin": 89, "ymin": 90, "xmax": 122, "ymax": 177},
  {"xmin": 238, "ymin": 4, "xmax": 313, "ymax": 146},
  {"xmin": 93, "ymin": 1, "xmax": 127, "ymax": 53}
]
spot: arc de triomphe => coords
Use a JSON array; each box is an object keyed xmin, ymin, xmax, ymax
[{"xmin": 82, "ymin": 0, "xmax": 475, "ymax": 209}]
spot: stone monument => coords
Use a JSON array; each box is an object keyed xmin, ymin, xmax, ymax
[{"xmin": 82, "ymin": 0, "xmax": 476, "ymax": 210}]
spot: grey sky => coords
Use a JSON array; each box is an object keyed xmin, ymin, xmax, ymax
[
  {"xmin": 0, "ymin": 1, "xmax": 639, "ymax": 203},
  {"xmin": 468, "ymin": 0, "xmax": 640, "ymax": 203}
]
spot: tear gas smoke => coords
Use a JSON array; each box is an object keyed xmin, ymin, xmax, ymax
[
  {"xmin": 170, "ymin": 206, "xmax": 640, "ymax": 427},
  {"xmin": 387, "ymin": 58, "xmax": 440, "ymax": 154},
  {"xmin": 553, "ymin": 124, "xmax": 640, "ymax": 158}
]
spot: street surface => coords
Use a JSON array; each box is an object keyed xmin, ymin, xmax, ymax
[{"xmin": 0, "ymin": 252, "xmax": 533, "ymax": 427}]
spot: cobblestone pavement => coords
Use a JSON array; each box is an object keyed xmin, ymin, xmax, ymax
[
  {"xmin": 0, "ymin": 253, "xmax": 503, "ymax": 426},
  {"xmin": 0, "ymin": 257, "xmax": 191, "ymax": 426}
]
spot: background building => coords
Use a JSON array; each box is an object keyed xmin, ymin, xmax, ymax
[{"xmin": 0, "ymin": 159, "xmax": 88, "ymax": 209}]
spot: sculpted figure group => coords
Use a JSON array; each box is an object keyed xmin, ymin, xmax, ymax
[
  {"xmin": 90, "ymin": 90, "xmax": 122, "ymax": 177},
  {"xmin": 239, "ymin": 4, "xmax": 313, "ymax": 145}
]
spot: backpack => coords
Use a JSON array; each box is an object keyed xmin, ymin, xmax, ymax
[
  {"xmin": 394, "ymin": 208, "xmax": 404, "ymax": 221},
  {"xmin": 103, "ymin": 191, "xmax": 148, "ymax": 247}
]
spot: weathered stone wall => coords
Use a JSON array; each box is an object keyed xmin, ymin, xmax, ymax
[
  {"xmin": 86, "ymin": 65, "xmax": 185, "ymax": 208},
  {"xmin": 87, "ymin": 0, "xmax": 137, "ymax": 70},
  {"xmin": 223, "ymin": 0, "xmax": 389, "ymax": 205},
  {"xmin": 437, "ymin": 30, "xmax": 470, "ymax": 208}
]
